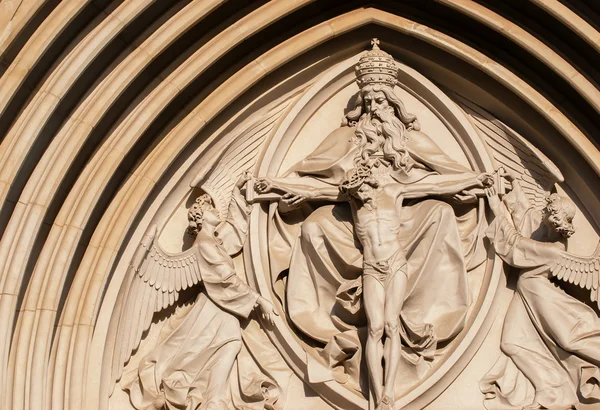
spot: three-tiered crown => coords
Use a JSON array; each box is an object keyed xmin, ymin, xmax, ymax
[{"xmin": 355, "ymin": 39, "xmax": 398, "ymax": 87}]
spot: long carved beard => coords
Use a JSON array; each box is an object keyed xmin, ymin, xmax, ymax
[{"xmin": 354, "ymin": 110, "xmax": 411, "ymax": 170}]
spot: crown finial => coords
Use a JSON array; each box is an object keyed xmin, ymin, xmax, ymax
[{"xmin": 354, "ymin": 39, "xmax": 397, "ymax": 88}]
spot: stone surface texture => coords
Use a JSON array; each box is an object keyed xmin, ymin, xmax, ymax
[{"xmin": 0, "ymin": 2, "xmax": 599, "ymax": 410}]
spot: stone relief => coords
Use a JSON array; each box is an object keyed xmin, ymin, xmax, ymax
[
  {"xmin": 254, "ymin": 40, "xmax": 501, "ymax": 409},
  {"xmin": 257, "ymin": 161, "xmax": 492, "ymax": 410},
  {"xmin": 458, "ymin": 98, "xmax": 600, "ymax": 410},
  {"xmin": 480, "ymin": 179, "xmax": 600, "ymax": 410},
  {"xmin": 110, "ymin": 172, "xmax": 278, "ymax": 410},
  {"xmin": 253, "ymin": 40, "xmax": 499, "ymax": 410},
  {"xmin": 106, "ymin": 40, "xmax": 600, "ymax": 410}
]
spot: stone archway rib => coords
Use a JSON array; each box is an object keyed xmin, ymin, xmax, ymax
[
  {"xmin": 52, "ymin": 7, "xmax": 600, "ymax": 409},
  {"xmin": 436, "ymin": 0, "xmax": 600, "ymax": 118},
  {"xmin": 1, "ymin": 5, "xmax": 600, "ymax": 410},
  {"xmin": 2, "ymin": 1, "xmax": 315, "ymax": 409},
  {"xmin": 529, "ymin": 0, "xmax": 600, "ymax": 53}
]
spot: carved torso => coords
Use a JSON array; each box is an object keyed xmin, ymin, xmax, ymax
[{"xmin": 350, "ymin": 186, "xmax": 404, "ymax": 262}]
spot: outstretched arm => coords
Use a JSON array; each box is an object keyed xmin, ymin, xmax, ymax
[
  {"xmin": 198, "ymin": 231, "xmax": 278, "ymax": 324},
  {"xmin": 485, "ymin": 187, "xmax": 561, "ymax": 268},
  {"xmin": 256, "ymin": 176, "xmax": 344, "ymax": 200},
  {"xmin": 216, "ymin": 171, "xmax": 253, "ymax": 255},
  {"xmin": 388, "ymin": 173, "xmax": 493, "ymax": 200},
  {"xmin": 254, "ymin": 176, "xmax": 345, "ymax": 211},
  {"xmin": 499, "ymin": 170, "xmax": 534, "ymax": 229}
]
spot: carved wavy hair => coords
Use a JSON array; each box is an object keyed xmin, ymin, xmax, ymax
[
  {"xmin": 343, "ymin": 84, "xmax": 420, "ymax": 171},
  {"xmin": 187, "ymin": 194, "xmax": 214, "ymax": 237},
  {"xmin": 545, "ymin": 193, "xmax": 576, "ymax": 238},
  {"xmin": 353, "ymin": 112, "xmax": 410, "ymax": 170}
]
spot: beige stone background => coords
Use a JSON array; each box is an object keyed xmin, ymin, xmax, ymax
[{"xmin": 1, "ymin": 1, "xmax": 600, "ymax": 410}]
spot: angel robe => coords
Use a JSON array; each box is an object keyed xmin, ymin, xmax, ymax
[
  {"xmin": 268, "ymin": 125, "xmax": 486, "ymax": 386},
  {"xmin": 124, "ymin": 190, "xmax": 278, "ymax": 410},
  {"xmin": 481, "ymin": 187, "xmax": 600, "ymax": 409}
]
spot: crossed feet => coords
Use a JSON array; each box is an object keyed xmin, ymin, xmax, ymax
[{"xmin": 376, "ymin": 395, "xmax": 394, "ymax": 410}]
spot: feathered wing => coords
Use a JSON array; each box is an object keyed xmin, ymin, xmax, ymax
[
  {"xmin": 191, "ymin": 87, "xmax": 305, "ymax": 219},
  {"xmin": 454, "ymin": 94, "xmax": 564, "ymax": 209},
  {"xmin": 110, "ymin": 224, "xmax": 203, "ymax": 384},
  {"xmin": 549, "ymin": 242, "xmax": 600, "ymax": 308},
  {"xmin": 453, "ymin": 96, "xmax": 600, "ymax": 307}
]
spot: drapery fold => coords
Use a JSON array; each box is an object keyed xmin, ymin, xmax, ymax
[{"xmin": 267, "ymin": 125, "xmax": 484, "ymax": 390}]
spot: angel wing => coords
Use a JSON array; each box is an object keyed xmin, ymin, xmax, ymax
[
  {"xmin": 191, "ymin": 87, "xmax": 305, "ymax": 219},
  {"xmin": 110, "ymin": 224, "xmax": 203, "ymax": 385},
  {"xmin": 454, "ymin": 94, "xmax": 564, "ymax": 209},
  {"xmin": 549, "ymin": 242, "xmax": 600, "ymax": 308}
]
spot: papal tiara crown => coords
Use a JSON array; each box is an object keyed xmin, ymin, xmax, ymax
[{"xmin": 355, "ymin": 38, "xmax": 398, "ymax": 88}]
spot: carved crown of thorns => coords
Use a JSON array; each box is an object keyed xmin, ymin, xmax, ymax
[{"xmin": 340, "ymin": 166, "xmax": 377, "ymax": 193}]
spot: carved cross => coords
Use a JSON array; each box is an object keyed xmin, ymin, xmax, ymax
[{"xmin": 371, "ymin": 38, "xmax": 380, "ymax": 49}]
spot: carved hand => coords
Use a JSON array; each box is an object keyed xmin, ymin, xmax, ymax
[
  {"xmin": 256, "ymin": 296, "xmax": 278, "ymax": 326},
  {"xmin": 497, "ymin": 166, "xmax": 517, "ymax": 183},
  {"xmin": 485, "ymin": 186, "xmax": 502, "ymax": 215},
  {"xmin": 236, "ymin": 170, "xmax": 253, "ymax": 189},
  {"xmin": 452, "ymin": 190, "xmax": 478, "ymax": 203},
  {"xmin": 280, "ymin": 192, "xmax": 308, "ymax": 209},
  {"xmin": 255, "ymin": 177, "xmax": 273, "ymax": 193},
  {"xmin": 476, "ymin": 172, "xmax": 494, "ymax": 188}
]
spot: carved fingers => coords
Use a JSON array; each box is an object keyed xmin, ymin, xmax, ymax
[
  {"xmin": 254, "ymin": 177, "xmax": 273, "ymax": 193},
  {"xmin": 485, "ymin": 187, "xmax": 502, "ymax": 215},
  {"xmin": 281, "ymin": 192, "xmax": 306, "ymax": 209},
  {"xmin": 496, "ymin": 166, "xmax": 517, "ymax": 183},
  {"xmin": 477, "ymin": 172, "xmax": 494, "ymax": 188},
  {"xmin": 453, "ymin": 190, "xmax": 478, "ymax": 203},
  {"xmin": 256, "ymin": 296, "xmax": 278, "ymax": 326},
  {"xmin": 236, "ymin": 169, "xmax": 254, "ymax": 189}
]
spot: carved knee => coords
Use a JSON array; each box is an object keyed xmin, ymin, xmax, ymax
[
  {"xmin": 368, "ymin": 322, "xmax": 384, "ymax": 340},
  {"xmin": 436, "ymin": 202, "xmax": 455, "ymax": 221},
  {"xmin": 500, "ymin": 340, "xmax": 520, "ymax": 356},
  {"xmin": 300, "ymin": 219, "xmax": 323, "ymax": 242},
  {"xmin": 226, "ymin": 340, "xmax": 243, "ymax": 356},
  {"xmin": 384, "ymin": 320, "xmax": 400, "ymax": 337},
  {"xmin": 515, "ymin": 275, "xmax": 533, "ymax": 294}
]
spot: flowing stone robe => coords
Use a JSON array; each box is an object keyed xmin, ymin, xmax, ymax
[
  {"xmin": 481, "ymin": 188, "xmax": 600, "ymax": 409},
  {"xmin": 123, "ymin": 191, "xmax": 279, "ymax": 410},
  {"xmin": 268, "ymin": 125, "xmax": 485, "ymax": 384}
]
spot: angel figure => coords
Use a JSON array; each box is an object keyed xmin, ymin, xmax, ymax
[
  {"xmin": 481, "ymin": 176, "xmax": 600, "ymax": 410},
  {"xmin": 110, "ymin": 171, "xmax": 278, "ymax": 410}
]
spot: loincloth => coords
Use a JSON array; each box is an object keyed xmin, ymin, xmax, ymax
[{"xmin": 363, "ymin": 248, "xmax": 407, "ymax": 287}]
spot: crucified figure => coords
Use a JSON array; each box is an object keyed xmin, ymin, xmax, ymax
[
  {"xmin": 255, "ymin": 166, "xmax": 492, "ymax": 409},
  {"xmin": 338, "ymin": 166, "xmax": 492, "ymax": 410}
]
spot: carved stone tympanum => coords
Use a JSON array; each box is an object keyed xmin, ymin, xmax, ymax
[
  {"xmin": 104, "ymin": 40, "xmax": 600, "ymax": 410},
  {"xmin": 253, "ymin": 40, "xmax": 497, "ymax": 410}
]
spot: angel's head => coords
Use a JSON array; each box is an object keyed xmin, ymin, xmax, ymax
[
  {"xmin": 187, "ymin": 194, "xmax": 219, "ymax": 236},
  {"xmin": 544, "ymin": 193, "xmax": 576, "ymax": 238}
]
